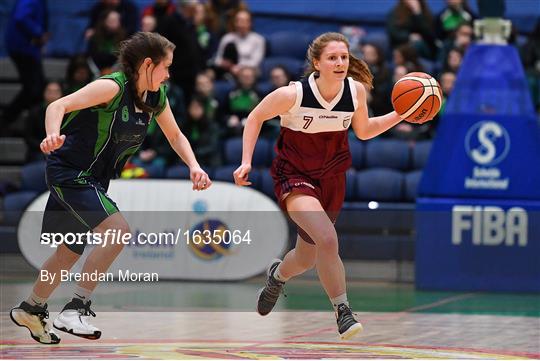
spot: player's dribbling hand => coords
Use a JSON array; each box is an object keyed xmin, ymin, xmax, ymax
[
  {"xmin": 233, "ymin": 164, "xmax": 252, "ymax": 186},
  {"xmin": 190, "ymin": 166, "xmax": 212, "ymax": 191},
  {"xmin": 40, "ymin": 134, "xmax": 66, "ymax": 154}
]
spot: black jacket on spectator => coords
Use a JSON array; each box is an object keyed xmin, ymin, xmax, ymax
[{"xmin": 157, "ymin": 12, "xmax": 203, "ymax": 103}]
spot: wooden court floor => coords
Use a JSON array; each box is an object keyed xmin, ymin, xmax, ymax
[{"xmin": 1, "ymin": 277, "xmax": 539, "ymax": 359}]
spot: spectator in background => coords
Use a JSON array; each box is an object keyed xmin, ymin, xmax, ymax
[
  {"xmin": 438, "ymin": 71, "xmax": 456, "ymax": 116},
  {"xmin": 270, "ymin": 65, "xmax": 291, "ymax": 89},
  {"xmin": 165, "ymin": 80, "xmax": 188, "ymax": 127},
  {"xmin": 3, "ymin": 0, "xmax": 48, "ymax": 133},
  {"xmin": 223, "ymin": 66, "xmax": 260, "ymax": 137},
  {"xmin": 521, "ymin": 19, "xmax": 540, "ymax": 112},
  {"xmin": 130, "ymin": 119, "xmax": 173, "ymax": 178},
  {"xmin": 158, "ymin": 0, "xmax": 203, "ymax": 103},
  {"xmin": 86, "ymin": 0, "xmax": 138, "ymax": 39},
  {"xmin": 393, "ymin": 44, "xmax": 425, "ymax": 72},
  {"xmin": 387, "ymin": 0, "xmax": 437, "ymax": 59},
  {"xmin": 141, "ymin": 0, "xmax": 176, "ymax": 29},
  {"xmin": 88, "ymin": 10, "xmax": 127, "ymax": 75},
  {"xmin": 183, "ymin": 96, "xmax": 222, "ymax": 166},
  {"xmin": 361, "ymin": 43, "xmax": 393, "ymax": 115},
  {"xmin": 64, "ymin": 55, "xmax": 93, "ymax": 94},
  {"xmin": 23, "ymin": 81, "xmax": 63, "ymax": 162},
  {"xmin": 213, "ymin": 9, "xmax": 265, "ymax": 79},
  {"xmin": 195, "ymin": 72, "xmax": 219, "ymax": 123},
  {"xmin": 393, "ymin": 64, "xmax": 412, "ymax": 81},
  {"xmin": 205, "ymin": 0, "xmax": 248, "ymax": 39},
  {"xmin": 438, "ymin": 22, "xmax": 473, "ymax": 67},
  {"xmin": 442, "ymin": 46, "xmax": 464, "ymax": 73},
  {"xmin": 435, "ymin": 0, "xmax": 475, "ymax": 43},
  {"xmin": 259, "ymin": 65, "xmax": 292, "ymax": 96},
  {"xmin": 141, "ymin": 15, "xmax": 157, "ymax": 32},
  {"xmin": 194, "ymin": 2, "xmax": 214, "ymax": 65}
]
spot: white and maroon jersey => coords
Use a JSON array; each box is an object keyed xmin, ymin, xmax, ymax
[{"xmin": 272, "ymin": 72, "xmax": 358, "ymax": 179}]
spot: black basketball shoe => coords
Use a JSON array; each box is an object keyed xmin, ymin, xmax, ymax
[
  {"xmin": 336, "ymin": 303, "xmax": 363, "ymax": 340},
  {"xmin": 256, "ymin": 259, "xmax": 285, "ymax": 316}
]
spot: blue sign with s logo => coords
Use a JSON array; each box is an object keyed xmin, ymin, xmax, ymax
[{"xmin": 416, "ymin": 44, "xmax": 540, "ymax": 292}]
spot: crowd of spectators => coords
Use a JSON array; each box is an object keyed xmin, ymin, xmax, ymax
[{"xmin": 2, "ymin": 0, "xmax": 539, "ymax": 176}]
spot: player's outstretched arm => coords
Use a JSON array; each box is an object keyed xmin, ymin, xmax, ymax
[
  {"xmin": 233, "ymin": 84, "xmax": 296, "ymax": 186},
  {"xmin": 350, "ymin": 81, "xmax": 403, "ymax": 140},
  {"xmin": 41, "ymin": 79, "xmax": 120, "ymax": 154},
  {"xmin": 156, "ymin": 99, "xmax": 211, "ymax": 191}
]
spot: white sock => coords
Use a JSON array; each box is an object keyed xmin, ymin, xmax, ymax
[
  {"xmin": 73, "ymin": 285, "xmax": 92, "ymax": 302},
  {"xmin": 273, "ymin": 263, "xmax": 289, "ymax": 282},
  {"xmin": 330, "ymin": 293, "xmax": 349, "ymax": 312}
]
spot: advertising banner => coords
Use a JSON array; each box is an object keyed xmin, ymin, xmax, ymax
[
  {"xmin": 416, "ymin": 44, "xmax": 540, "ymax": 291},
  {"xmin": 18, "ymin": 180, "xmax": 288, "ymax": 281}
]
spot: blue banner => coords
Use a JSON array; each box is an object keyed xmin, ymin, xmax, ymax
[
  {"xmin": 419, "ymin": 44, "xmax": 540, "ymax": 200},
  {"xmin": 416, "ymin": 44, "xmax": 540, "ymax": 292},
  {"xmin": 416, "ymin": 198, "xmax": 540, "ymax": 292}
]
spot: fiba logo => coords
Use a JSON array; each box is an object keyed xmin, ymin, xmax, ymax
[
  {"xmin": 465, "ymin": 121, "xmax": 510, "ymax": 166},
  {"xmin": 187, "ymin": 219, "xmax": 233, "ymax": 261}
]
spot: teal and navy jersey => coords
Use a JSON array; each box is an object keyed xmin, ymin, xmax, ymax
[{"xmin": 47, "ymin": 72, "xmax": 167, "ymax": 184}]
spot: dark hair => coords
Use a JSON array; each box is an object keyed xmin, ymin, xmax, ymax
[
  {"xmin": 66, "ymin": 55, "xmax": 92, "ymax": 82},
  {"xmin": 93, "ymin": 10, "xmax": 126, "ymax": 46},
  {"xmin": 394, "ymin": 44, "xmax": 424, "ymax": 72},
  {"xmin": 305, "ymin": 32, "xmax": 373, "ymax": 88},
  {"xmin": 394, "ymin": 0, "xmax": 433, "ymax": 26},
  {"xmin": 118, "ymin": 32, "xmax": 176, "ymax": 113}
]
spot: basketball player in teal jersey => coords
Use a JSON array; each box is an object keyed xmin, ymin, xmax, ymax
[
  {"xmin": 10, "ymin": 32, "xmax": 212, "ymax": 344},
  {"xmin": 234, "ymin": 32, "xmax": 434, "ymax": 340}
]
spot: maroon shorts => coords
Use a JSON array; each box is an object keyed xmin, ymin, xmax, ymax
[{"xmin": 272, "ymin": 171, "xmax": 346, "ymax": 245}]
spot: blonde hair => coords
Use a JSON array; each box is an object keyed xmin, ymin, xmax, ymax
[{"xmin": 306, "ymin": 32, "xmax": 373, "ymax": 88}]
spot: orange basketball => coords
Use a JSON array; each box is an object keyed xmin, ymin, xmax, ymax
[{"xmin": 391, "ymin": 72, "xmax": 442, "ymax": 124}]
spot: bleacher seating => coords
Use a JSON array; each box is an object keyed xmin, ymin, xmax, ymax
[
  {"xmin": 266, "ymin": 31, "xmax": 311, "ymax": 60},
  {"xmin": 349, "ymin": 138, "xmax": 365, "ymax": 169},
  {"xmin": 412, "ymin": 140, "xmax": 432, "ymax": 169},
  {"xmin": 0, "ymin": 137, "xmax": 27, "ymax": 164},
  {"xmin": 21, "ymin": 161, "xmax": 47, "ymax": 193},
  {"xmin": 212, "ymin": 80, "xmax": 235, "ymax": 105},
  {"xmin": 224, "ymin": 137, "xmax": 271, "ymax": 167},
  {"xmin": 3, "ymin": 190, "xmax": 38, "ymax": 226},
  {"xmin": 260, "ymin": 57, "xmax": 305, "ymax": 81},
  {"xmin": 365, "ymin": 139, "xmax": 411, "ymax": 170},
  {"xmin": 355, "ymin": 168, "xmax": 404, "ymax": 202},
  {"xmin": 404, "ymin": 170, "xmax": 423, "ymax": 202},
  {"xmin": 259, "ymin": 171, "xmax": 275, "ymax": 199},
  {"xmin": 165, "ymin": 165, "xmax": 191, "ymax": 180}
]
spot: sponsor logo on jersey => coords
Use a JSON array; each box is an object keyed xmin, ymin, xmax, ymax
[
  {"xmin": 343, "ymin": 116, "xmax": 351, "ymax": 128},
  {"xmin": 122, "ymin": 106, "xmax": 129, "ymax": 122}
]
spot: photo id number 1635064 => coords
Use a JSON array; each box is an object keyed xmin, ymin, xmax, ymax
[{"xmin": 185, "ymin": 229, "xmax": 251, "ymax": 245}]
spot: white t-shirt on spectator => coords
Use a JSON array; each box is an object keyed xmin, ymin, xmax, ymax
[{"xmin": 215, "ymin": 31, "xmax": 266, "ymax": 68}]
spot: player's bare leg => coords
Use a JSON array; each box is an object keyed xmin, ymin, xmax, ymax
[
  {"xmin": 54, "ymin": 212, "xmax": 129, "ymax": 340},
  {"xmin": 285, "ymin": 193, "xmax": 363, "ymax": 340},
  {"xmin": 278, "ymin": 235, "xmax": 317, "ymax": 279},
  {"xmin": 257, "ymin": 235, "xmax": 316, "ymax": 315}
]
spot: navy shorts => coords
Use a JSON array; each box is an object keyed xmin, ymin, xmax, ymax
[{"xmin": 42, "ymin": 166, "xmax": 119, "ymax": 255}]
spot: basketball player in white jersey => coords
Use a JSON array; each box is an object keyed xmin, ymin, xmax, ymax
[{"xmin": 234, "ymin": 32, "xmax": 432, "ymax": 339}]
